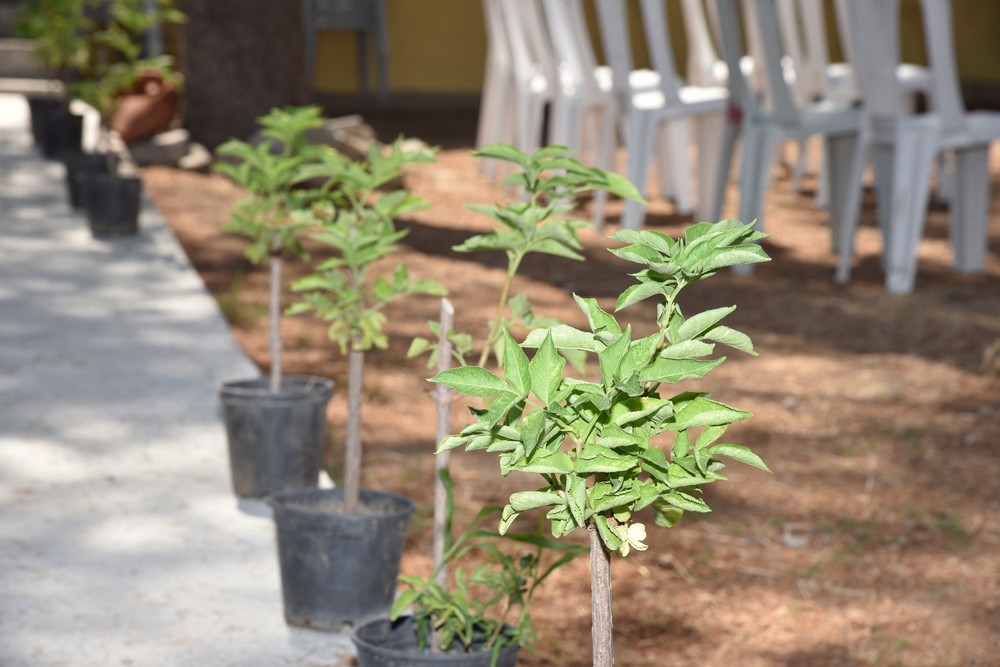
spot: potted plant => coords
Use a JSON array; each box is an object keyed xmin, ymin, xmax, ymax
[
  {"xmin": 354, "ymin": 144, "xmax": 641, "ymax": 665},
  {"xmin": 214, "ymin": 105, "xmax": 336, "ymax": 499},
  {"xmin": 266, "ymin": 137, "xmax": 445, "ymax": 631},
  {"xmin": 73, "ymin": 0, "xmax": 186, "ymax": 234},
  {"xmin": 352, "ymin": 471, "xmax": 587, "ymax": 667},
  {"xmin": 432, "ymin": 219, "xmax": 772, "ymax": 665},
  {"xmin": 14, "ymin": 0, "xmax": 93, "ymax": 156}
]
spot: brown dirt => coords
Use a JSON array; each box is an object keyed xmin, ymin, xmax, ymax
[{"xmin": 142, "ymin": 120, "xmax": 1000, "ymax": 667}]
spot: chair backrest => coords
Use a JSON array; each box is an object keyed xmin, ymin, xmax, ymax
[
  {"xmin": 638, "ymin": 0, "xmax": 683, "ymax": 104},
  {"xmin": 593, "ymin": 0, "xmax": 635, "ymax": 97},
  {"xmin": 716, "ymin": 0, "xmax": 799, "ymax": 123},
  {"xmin": 919, "ymin": 0, "xmax": 966, "ymax": 133},
  {"xmin": 680, "ymin": 0, "xmax": 724, "ymax": 86},
  {"xmin": 482, "ymin": 0, "xmax": 511, "ymax": 72},
  {"xmin": 542, "ymin": 0, "xmax": 602, "ymax": 98},
  {"xmin": 798, "ymin": 0, "xmax": 832, "ymax": 100},
  {"xmin": 713, "ymin": 0, "xmax": 756, "ymax": 110},
  {"xmin": 841, "ymin": 0, "xmax": 903, "ymax": 122},
  {"xmin": 501, "ymin": 0, "xmax": 557, "ymax": 90}
]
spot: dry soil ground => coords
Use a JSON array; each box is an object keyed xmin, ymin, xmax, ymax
[{"xmin": 143, "ymin": 112, "xmax": 1000, "ymax": 667}]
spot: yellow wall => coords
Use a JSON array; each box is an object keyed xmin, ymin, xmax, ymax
[{"xmin": 313, "ymin": 0, "xmax": 1000, "ymax": 96}]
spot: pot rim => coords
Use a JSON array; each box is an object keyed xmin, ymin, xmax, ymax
[
  {"xmin": 351, "ymin": 615, "xmax": 519, "ymax": 663},
  {"xmin": 268, "ymin": 486, "xmax": 415, "ymax": 520},
  {"xmin": 219, "ymin": 375, "xmax": 335, "ymax": 401}
]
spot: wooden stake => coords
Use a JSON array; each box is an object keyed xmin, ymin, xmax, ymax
[{"xmin": 433, "ymin": 298, "xmax": 454, "ymax": 585}]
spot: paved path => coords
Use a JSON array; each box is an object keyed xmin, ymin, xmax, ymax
[{"xmin": 0, "ymin": 94, "xmax": 353, "ymax": 666}]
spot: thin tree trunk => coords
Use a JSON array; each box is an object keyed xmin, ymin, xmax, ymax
[
  {"xmin": 589, "ymin": 522, "xmax": 614, "ymax": 667},
  {"xmin": 433, "ymin": 299, "xmax": 455, "ymax": 584},
  {"xmin": 268, "ymin": 239, "xmax": 283, "ymax": 394},
  {"xmin": 343, "ymin": 347, "xmax": 364, "ymax": 514}
]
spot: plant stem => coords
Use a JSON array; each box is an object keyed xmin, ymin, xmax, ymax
[
  {"xmin": 477, "ymin": 256, "xmax": 522, "ymax": 368},
  {"xmin": 268, "ymin": 236, "xmax": 283, "ymax": 394},
  {"xmin": 343, "ymin": 346, "xmax": 364, "ymax": 514},
  {"xmin": 589, "ymin": 522, "xmax": 614, "ymax": 667}
]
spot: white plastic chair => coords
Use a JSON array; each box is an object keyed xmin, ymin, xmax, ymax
[
  {"xmin": 711, "ymin": 0, "xmax": 861, "ymax": 252},
  {"xmin": 835, "ymin": 0, "xmax": 999, "ymax": 293},
  {"xmin": 541, "ymin": 0, "xmax": 619, "ymax": 224},
  {"xmin": 476, "ymin": 0, "xmax": 514, "ymax": 177},
  {"xmin": 475, "ymin": 0, "xmax": 558, "ymax": 179},
  {"xmin": 596, "ymin": 0, "xmax": 729, "ymax": 230}
]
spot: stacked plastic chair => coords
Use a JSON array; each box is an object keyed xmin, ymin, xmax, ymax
[{"xmin": 836, "ymin": 0, "xmax": 1000, "ymax": 293}]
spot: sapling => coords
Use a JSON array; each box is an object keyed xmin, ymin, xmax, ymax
[
  {"xmin": 397, "ymin": 145, "xmax": 641, "ymax": 661},
  {"xmin": 288, "ymin": 138, "xmax": 446, "ymax": 514},
  {"xmin": 432, "ymin": 219, "xmax": 772, "ymax": 665},
  {"xmin": 216, "ymin": 105, "xmax": 326, "ymax": 394},
  {"xmin": 15, "ymin": 0, "xmax": 93, "ymax": 105},
  {"xmin": 410, "ymin": 144, "xmax": 642, "ymax": 370}
]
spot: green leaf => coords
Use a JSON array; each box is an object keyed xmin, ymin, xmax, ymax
[
  {"xmin": 575, "ymin": 444, "xmax": 635, "ymax": 473},
  {"xmin": 528, "ymin": 331, "xmax": 565, "ymax": 404},
  {"xmin": 671, "ymin": 396, "xmax": 752, "ymax": 430},
  {"xmin": 474, "ymin": 143, "xmax": 531, "ymax": 168},
  {"xmin": 704, "ymin": 325, "xmax": 757, "ymax": 356},
  {"xmin": 598, "ymin": 329, "xmax": 631, "ymax": 388},
  {"xmin": 651, "ymin": 500, "xmax": 685, "ymax": 528},
  {"xmin": 574, "ymin": 295, "xmax": 622, "ymax": 335},
  {"xmin": 566, "ymin": 473, "xmax": 588, "ymax": 526},
  {"xmin": 710, "ymin": 444, "xmax": 771, "ymax": 472},
  {"xmin": 677, "ymin": 306, "xmax": 736, "ymax": 341},
  {"xmin": 662, "ymin": 490, "xmax": 711, "ymax": 513},
  {"xmin": 594, "ymin": 515, "xmax": 624, "ymax": 552},
  {"xmin": 390, "ymin": 588, "xmax": 420, "ymax": 620},
  {"xmin": 502, "ymin": 330, "xmax": 531, "ymax": 396},
  {"xmin": 615, "ymin": 279, "xmax": 666, "ymax": 311},
  {"xmin": 517, "ymin": 450, "xmax": 575, "ymax": 474},
  {"xmin": 508, "ymin": 490, "xmax": 564, "ymax": 511},
  {"xmin": 430, "ymin": 366, "xmax": 509, "ymax": 397},
  {"xmin": 638, "ymin": 357, "xmax": 725, "ymax": 384},
  {"xmin": 523, "ymin": 325, "xmax": 598, "ymax": 352}
]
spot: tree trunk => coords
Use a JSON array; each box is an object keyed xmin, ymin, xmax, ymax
[
  {"xmin": 268, "ymin": 239, "xmax": 283, "ymax": 394},
  {"xmin": 343, "ymin": 347, "xmax": 364, "ymax": 514},
  {"xmin": 590, "ymin": 522, "xmax": 614, "ymax": 667},
  {"xmin": 177, "ymin": 0, "xmax": 311, "ymax": 149}
]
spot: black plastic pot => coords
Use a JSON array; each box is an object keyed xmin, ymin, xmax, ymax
[
  {"xmin": 352, "ymin": 616, "xmax": 520, "ymax": 667},
  {"xmin": 26, "ymin": 96, "xmax": 63, "ymax": 146},
  {"xmin": 270, "ymin": 487, "xmax": 414, "ymax": 632},
  {"xmin": 64, "ymin": 151, "xmax": 114, "ymax": 209},
  {"xmin": 219, "ymin": 376, "xmax": 334, "ymax": 498},
  {"xmin": 84, "ymin": 173, "xmax": 142, "ymax": 237},
  {"xmin": 40, "ymin": 109, "xmax": 84, "ymax": 159}
]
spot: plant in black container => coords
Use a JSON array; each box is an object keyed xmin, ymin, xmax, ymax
[
  {"xmin": 74, "ymin": 0, "xmax": 185, "ymax": 235},
  {"xmin": 214, "ymin": 105, "xmax": 335, "ymax": 499},
  {"xmin": 14, "ymin": 0, "xmax": 93, "ymax": 155},
  {"xmin": 353, "ymin": 472, "xmax": 586, "ymax": 667},
  {"xmin": 432, "ymin": 220, "xmax": 773, "ymax": 665},
  {"xmin": 353, "ymin": 144, "xmax": 641, "ymax": 666},
  {"xmin": 268, "ymin": 137, "xmax": 445, "ymax": 631}
]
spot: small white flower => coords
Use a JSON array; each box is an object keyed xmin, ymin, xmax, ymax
[{"xmin": 615, "ymin": 522, "xmax": 649, "ymax": 557}]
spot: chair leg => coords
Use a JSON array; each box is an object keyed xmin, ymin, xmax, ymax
[
  {"xmin": 693, "ymin": 111, "xmax": 725, "ymax": 224},
  {"xmin": 872, "ymin": 144, "xmax": 895, "ymax": 269},
  {"xmin": 623, "ymin": 108, "xmax": 657, "ymax": 230},
  {"xmin": 591, "ymin": 103, "xmax": 618, "ymax": 231},
  {"xmin": 710, "ymin": 111, "xmax": 742, "ymax": 223},
  {"xmin": 662, "ymin": 119, "xmax": 694, "ymax": 214},
  {"xmin": 884, "ymin": 126, "xmax": 937, "ymax": 294},
  {"xmin": 824, "ymin": 130, "xmax": 859, "ymax": 262},
  {"xmin": 834, "ymin": 131, "xmax": 871, "ymax": 284},
  {"xmin": 733, "ymin": 123, "xmax": 780, "ymax": 275},
  {"xmin": 950, "ymin": 145, "xmax": 990, "ymax": 273}
]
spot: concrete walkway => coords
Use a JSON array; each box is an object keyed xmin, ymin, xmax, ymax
[{"xmin": 0, "ymin": 94, "xmax": 353, "ymax": 666}]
